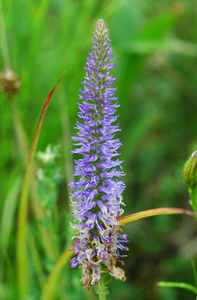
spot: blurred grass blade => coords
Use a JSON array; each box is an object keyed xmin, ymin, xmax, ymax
[
  {"xmin": 41, "ymin": 246, "xmax": 74, "ymax": 300},
  {"xmin": 191, "ymin": 259, "xmax": 197, "ymax": 287},
  {"xmin": 122, "ymin": 109, "xmax": 159, "ymax": 163},
  {"xmin": 1, "ymin": 175, "xmax": 22, "ymax": 250},
  {"xmin": 11, "ymin": 100, "xmax": 58, "ymax": 260},
  {"xmin": 16, "ymin": 72, "xmax": 65, "ymax": 298},
  {"xmin": 124, "ymin": 39, "xmax": 197, "ymax": 56},
  {"xmin": 118, "ymin": 8, "xmax": 180, "ymax": 102},
  {"xmin": 158, "ymin": 281, "xmax": 197, "ymax": 295},
  {"xmin": 28, "ymin": 228, "xmax": 45, "ymax": 288},
  {"xmin": 123, "ymin": 8, "xmax": 181, "ymax": 57},
  {"xmin": 0, "ymin": 0, "xmax": 11, "ymax": 68},
  {"xmin": 136, "ymin": 9, "xmax": 179, "ymax": 41},
  {"xmin": 58, "ymin": 87, "xmax": 74, "ymax": 197},
  {"xmin": 118, "ymin": 208, "xmax": 194, "ymax": 224},
  {"xmin": 3, "ymin": 250, "xmax": 17, "ymax": 299},
  {"xmin": 11, "ymin": 102, "xmax": 29, "ymax": 166}
]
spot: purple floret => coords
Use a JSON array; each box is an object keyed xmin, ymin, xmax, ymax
[{"xmin": 70, "ymin": 19, "xmax": 129, "ymax": 289}]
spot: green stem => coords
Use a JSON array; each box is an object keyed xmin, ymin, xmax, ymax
[
  {"xmin": 158, "ymin": 281, "xmax": 197, "ymax": 295},
  {"xmin": 94, "ymin": 275, "xmax": 109, "ymax": 300},
  {"xmin": 11, "ymin": 101, "xmax": 29, "ymax": 166},
  {"xmin": 189, "ymin": 188, "xmax": 197, "ymax": 221},
  {"xmin": 98, "ymin": 290, "xmax": 106, "ymax": 300},
  {"xmin": 118, "ymin": 207, "xmax": 194, "ymax": 225},
  {"xmin": 191, "ymin": 258, "xmax": 197, "ymax": 287},
  {"xmin": 0, "ymin": 0, "xmax": 11, "ymax": 69}
]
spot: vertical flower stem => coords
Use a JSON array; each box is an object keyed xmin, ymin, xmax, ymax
[
  {"xmin": 189, "ymin": 188, "xmax": 197, "ymax": 221},
  {"xmin": 94, "ymin": 276, "xmax": 109, "ymax": 300},
  {"xmin": 0, "ymin": 0, "xmax": 11, "ymax": 69},
  {"xmin": 97, "ymin": 290, "xmax": 106, "ymax": 300},
  {"xmin": 191, "ymin": 259, "xmax": 197, "ymax": 287},
  {"xmin": 11, "ymin": 101, "xmax": 29, "ymax": 165}
]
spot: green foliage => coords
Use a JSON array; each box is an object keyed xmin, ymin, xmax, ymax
[{"xmin": 1, "ymin": 0, "xmax": 197, "ymax": 299}]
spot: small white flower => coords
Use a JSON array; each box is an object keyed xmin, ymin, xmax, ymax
[
  {"xmin": 36, "ymin": 169, "xmax": 43, "ymax": 180},
  {"xmin": 37, "ymin": 145, "xmax": 55, "ymax": 163}
]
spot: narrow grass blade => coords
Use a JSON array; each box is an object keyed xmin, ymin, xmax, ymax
[
  {"xmin": 122, "ymin": 109, "xmax": 159, "ymax": 164},
  {"xmin": 124, "ymin": 39, "xmax": 197, "ymax": 56},
  {"xmin": 3, "ymin": 250, "xmax": 17, "ymax": 299},
  {"xmin": 158, "ymin": 281, "xmax": 197, "ymax": 295},
  {"xmin": 16, "ymin": 72, "xmax": 65, "ymax": 298},
  {"xmin": 1, "ymin": 175, "xmax": 22, "ymax": 250},
  {"xmin": 28, "ymin": 228, "xmax": 45, "ymax": 288},
  {"xmin": 118, "ymin": 207, "xmax": 194, "ymax": 225},
  {"xmin": 191, "ymin": 259, "xmax": 197, "ymax": 287},
  {"xmin": 41, "ymin": 246, "xmax": 74, "ymax": 300},
  {"xmin": 58, "ymin": 87, "xmax": 74, "ymax": 198},
  {"xmin": 136, "ymin": 10, "xmax": 178, "ymax": 41},
  {"xmin": 11, "ymin": 101, "xmax": 58, "ymax": 260}
]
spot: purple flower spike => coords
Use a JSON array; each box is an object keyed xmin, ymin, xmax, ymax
[{"xmin": 70, "ymin": 19, "xmax": 129, "ymax": 289}]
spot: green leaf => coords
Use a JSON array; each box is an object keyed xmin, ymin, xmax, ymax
[
  {"xmin": 118, "ymin": 207, "xmax": 194, "ymax": 225},
  {"xmin": 1, "ymin": 175, "xmax": 22, "ymax": 250},
  {"xmin": 122, "ymin": 109, "xmax": 160, "ymax": 164},
  {"xmin": 16, "ymin": 73, "xmax": 64, "ymax": 299},
  {"xmin": 123, "ymin": 39, "xmax": 197, "ymax": 56},
  {"xmin": 191, "ymin": 259, "xmax": 197, "ymax": 287},
  {"xmin": 41, "ymin": 246, "xmax": 74, "ymax": 300}
]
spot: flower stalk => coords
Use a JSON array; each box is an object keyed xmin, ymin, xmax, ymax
[
  {"xmin": 0, "ymin": 0, "xmax": 11, "ymax": 69},
  {"xmin": 70, "ymin": 19, "xmax": 129, "ymax": 289}
]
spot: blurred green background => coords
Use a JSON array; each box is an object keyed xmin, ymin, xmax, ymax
[{"xmin": 1, "ymin": 0, "xmax": 197, "ymax": 299}]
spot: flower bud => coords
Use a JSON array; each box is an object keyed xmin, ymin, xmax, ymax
[
  {"xmin": 183, "ymin": 151, "xmax": 197, "ymax": 189},
  {"xmin": 183, "ymin": 151, "xmax": 197, "ymax": 220}
]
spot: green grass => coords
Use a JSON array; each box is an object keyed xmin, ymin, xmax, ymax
[{"xmin": 1, "ymin": 0, "xmax": 197, "ymax": 299}]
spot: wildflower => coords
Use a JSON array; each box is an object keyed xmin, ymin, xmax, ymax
[
  {"xmin": 70, "ymin": 19, "xmax": 129, "ymax": 289},
  {"xmin": 37, "ymin": 144, "xmax": 57, "ymax": 164}
]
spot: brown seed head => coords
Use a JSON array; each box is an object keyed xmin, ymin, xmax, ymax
[{"xmin": 0, "ymin": 69, "xmax": 21, "ymax": 98}]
